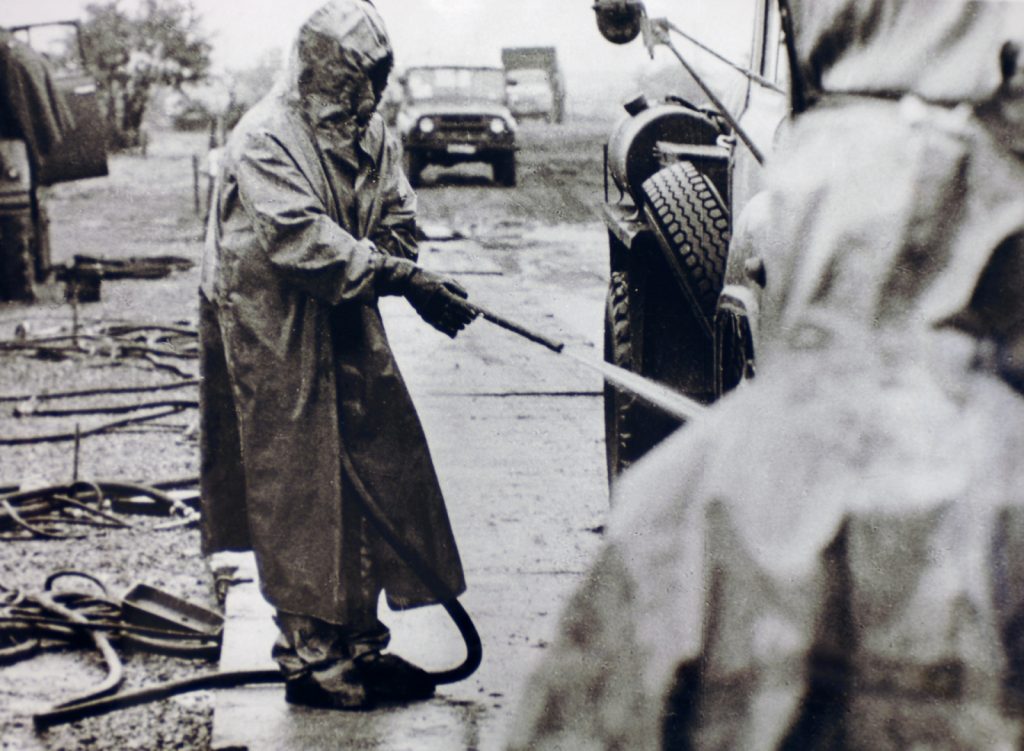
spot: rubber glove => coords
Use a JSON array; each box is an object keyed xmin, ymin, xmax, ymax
[{"xmin": 378, "ymin": 257, "xmax": 478, "ymax": 338}]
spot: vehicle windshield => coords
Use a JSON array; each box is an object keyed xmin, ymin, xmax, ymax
[
  {"xmin": 10, "ymin": 23, "xmax": 86, "ymax": 74},
  {"xmin": 405, "ymin": 67, "xmax": 507, "ymax": 104},
  {"xmin": 648, "ymin": 0, "xmax": 758, "ymax": 68},
  {"xmin": 640, "ymin": 0, "xmax": 764, "ymax": 112}
]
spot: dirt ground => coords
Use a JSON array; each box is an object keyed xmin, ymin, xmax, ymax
[{"xmin": 0, "ymin": 118, "xmax": 614, "ymax": 750}]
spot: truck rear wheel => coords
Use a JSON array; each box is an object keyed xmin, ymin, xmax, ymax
[
  {"xmin": 604, "ymin": 270, "xmax": 641, "ymax": 483},
  {"xmin": 641, "ymin": 162, "xmax": 730, "ymax": 338},
  {"xmin": 0, "ymin": 213, "xmax": 36, "ymax": 302},
  {"xmin": 403, "ymin": 149, "xmax": 423, "ymax": 188},
  {"xmin": 604, "ymin": 264, "xmax": 696, "ymax": 487},
  {"xmin": 493, "ymin": 154, "xmax": 517, "ymax": 188}
]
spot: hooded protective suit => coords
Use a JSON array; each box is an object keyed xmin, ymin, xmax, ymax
[
  {"xmin": 199, "ymin": 0, "xmax": 465, "ymax": 628},
  {"xmin": 508, "ymin": 2, "xmax": 1024, "ymax": 749}
]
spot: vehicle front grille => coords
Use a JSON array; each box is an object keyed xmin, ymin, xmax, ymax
[{"xmin": 435, "ymin": 115, "xmax": 490, "ymax": 140}]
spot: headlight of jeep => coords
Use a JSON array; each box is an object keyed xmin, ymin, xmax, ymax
[
  {"xmin": 489, "ymin": 118, "xmax": 507, "ymax": 135},
  {"xmin": 419, "ymin": 117, "xmax": 436, "ymax": 134}
]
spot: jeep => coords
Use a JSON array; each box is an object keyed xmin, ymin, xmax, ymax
[
  {"xmin": 397, "ymin": 65, "xmax": 518, "ymax": 188},
  {"xmin": 593, "ymin": 0, "xmax": 793, "ymax": 479}
]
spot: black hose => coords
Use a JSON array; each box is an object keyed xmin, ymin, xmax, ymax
[
  {"xmin": 0, "ymin": 406, "xmax": 189, "ymax": 446},
  {"xmin": 33, "ymin": 670, "xmax": 282, "ymax": 729},
  {"xmin": 337, "ymin": 446, "xmax": 482, "ymax": 685},
  {"xmin": 23, "ymin": 399, "xmax": 197, "ymax": 418},
  {"xmin": 0, "ymin": 379, "xmax": 199, "ymax": 404},
  {"xmin": 31, "ymin": 450, "xmax": 483, "ymax": 728}
]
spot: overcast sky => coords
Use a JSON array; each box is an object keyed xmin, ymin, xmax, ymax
[{"xmin": 1, "ymin": 0, "xmax": 758, "ymax": 110}]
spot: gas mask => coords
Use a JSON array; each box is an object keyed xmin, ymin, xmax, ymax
[{"xmin": 297, "ymin": 25, "xmax": 392, "ymax": 141}]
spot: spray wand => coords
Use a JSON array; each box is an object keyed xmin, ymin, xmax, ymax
[{"xmin": 463, "ymin": 300, "xmax": 707, "ymax": 423}]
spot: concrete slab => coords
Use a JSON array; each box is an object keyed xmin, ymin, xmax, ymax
[{"xmin": 211, "ymin": 562, "xmax": 584, "ymax": 751}]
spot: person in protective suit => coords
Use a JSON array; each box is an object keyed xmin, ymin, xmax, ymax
[
  {"xmin": 199, "ymin": 0, "xmax": 477, "ymax": 710},
  {"xmin": 507, "ymin": 1, "xmax": 1024, "ymax": 749}
]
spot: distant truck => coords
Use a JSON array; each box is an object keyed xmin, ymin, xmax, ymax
[
  {"xmin": 501, "ymin": 47, "xmax": 565, "ymax": 124},
  {"xmin": 0, "ymin": 20, "xmax": 109, "ymax": 302}
]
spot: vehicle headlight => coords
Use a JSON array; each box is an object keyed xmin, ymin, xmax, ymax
[
  {"xmin": 418, "ymin": 117, "xmax": 435, "ymax": 134},
  {"xmin": 489, "ymin": 118, "xmax": 507, "ymax": 135}
]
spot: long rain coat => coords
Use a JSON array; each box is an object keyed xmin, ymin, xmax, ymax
[
  {"xmin": 199, "ymin": 1, "xmax": 465, "ymax": 624},
  {"xmin": 508, "ymin": 1, "xmax": 1024, "ymax": 749}
]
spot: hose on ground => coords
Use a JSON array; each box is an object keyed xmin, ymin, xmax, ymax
[
  {"xmin": 338, "ymin": 444, "xmax": 482, "ymax": 685},
  {"xmin": 31, "ymin": 450, "xmax": 484, "ymax": 727}
]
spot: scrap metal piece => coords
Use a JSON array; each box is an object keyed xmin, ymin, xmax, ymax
[{"xmin": 121, "ymin": 583, "xmax": 223, "ymax": 638}]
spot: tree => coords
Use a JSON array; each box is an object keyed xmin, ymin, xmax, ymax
[
  {"xmin": 79, "ymin": 0, "xmax": 211, "ymax": 149},
  {"xmin": 229, "ymin": 48, "xmax": 283, "ymax": 113}
]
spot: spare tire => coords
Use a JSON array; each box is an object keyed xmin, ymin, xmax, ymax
[{"xmin": 641, "ymin": 162, "xmax": 730, "ymax": 338}]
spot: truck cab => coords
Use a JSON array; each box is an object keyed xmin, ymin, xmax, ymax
[
  {"xmin": 501, "ymin": 47, "xmax": 565, "ymax": 124},
  {"xmin": 505, "ymin": 68, "xmax": 557, "ymax": 123},
  {"xmin": 0, "ymin": 20, "xmax": 108, "ymax": 301}
]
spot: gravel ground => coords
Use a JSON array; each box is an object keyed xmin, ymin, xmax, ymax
[
  {"xmin": 0, "ymin": 129, "xmax": 212, "ymax": 751},
  {"xmin": 0, "ymin": 120, "xmax": 611, "ymax": 750}
]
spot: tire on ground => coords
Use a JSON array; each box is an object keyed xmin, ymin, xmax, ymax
[
  {"xmin": 603, "ymin": 270, "xmax": 640, "ymax": 483},
  {"xmin": 494, "ymin": 154, "xmax": 516, "ymax": 188},
  {"xmin": 641, "ymin": 161, "xmax": 730, "ymax": 338},
  {"xmin": 403, "ymin": 148, "xmax": 423, "ymax": 188},
  {"xmin": 0, "ymin": 213, "xmax": 36, "ymax": 302}
]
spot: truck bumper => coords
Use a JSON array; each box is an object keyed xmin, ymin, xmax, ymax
[
  {"xmin": 407, "ymin": 144, "xmax": 516, "ymax": 166},
  {"xmin": 602, "ymin": 202, "xmax": 652, "ymax": 253}
]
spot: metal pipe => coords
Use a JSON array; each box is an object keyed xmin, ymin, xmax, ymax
[
  {"xmin": 666, "ymin": 20, "xmax": 784, "ymax": 94},
  {"xmin": 463, "ymin": 301, "xmax": 565, "ymax": 353},
  {"xmin": 664, "ymin": 38, "xmax": 765, "ymax": 164}
]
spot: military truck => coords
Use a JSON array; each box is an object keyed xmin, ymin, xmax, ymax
[
  {"xmin": 502, "ymin": 47, "xmax": 565, "ymax": 124},
  {"xmin": 593, "ymin": 0, "xmax": 793, "ymax": 479},
  {"xmin": 0, "ymin": 20, "xmax": 108, "ymax": 302},
  {"xmin": 396, "ymin": 66, "xmax": 518, "ymax": 188}
]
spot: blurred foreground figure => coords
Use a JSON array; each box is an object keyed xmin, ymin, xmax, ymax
[
  {"xmin": 199, "ymin": 0, "xmax": 476, "ymax": 710},
  {"xmin": 508, "ymin": 1, "xmax": 1024, "ymax": 748}
]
